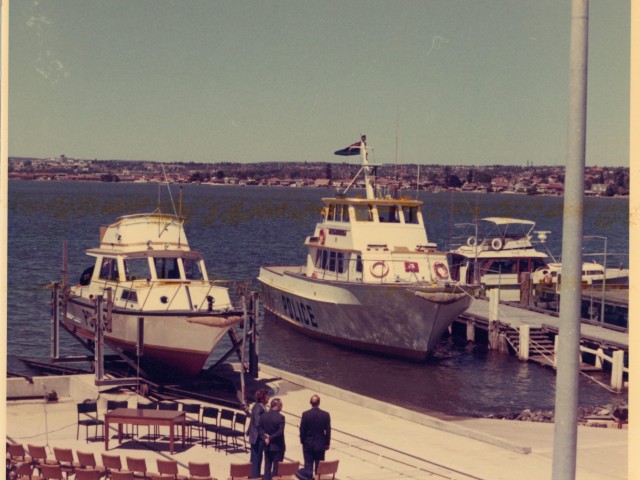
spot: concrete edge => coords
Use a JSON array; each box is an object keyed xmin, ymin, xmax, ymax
[{"xmin": 259, "ymin": 363, "xmax": 533, "ymax": 455}]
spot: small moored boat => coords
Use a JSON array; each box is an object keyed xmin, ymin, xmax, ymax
[
  {"xmin": 258, "ymin": 135, "xmax": 475, "ymax": 360},
  {"xmin": 448, "ymin": 217, "xmax": 629, "ymax": 301}
]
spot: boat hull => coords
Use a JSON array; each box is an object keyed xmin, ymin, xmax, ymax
[
  {"xmin": 64, "ymin": 295, "xmax": 241, "ymax": 376},
  {"xmin": 258, "ymin": 266, "xmax": 472, "ymax": 360}
]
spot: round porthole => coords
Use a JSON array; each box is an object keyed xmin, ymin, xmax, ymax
[{"xmin": 160, "ymin": 296, "xmax": 168, "ymax": 304}]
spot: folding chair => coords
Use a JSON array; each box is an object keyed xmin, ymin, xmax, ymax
[
  {"xmin": 157, "ymin": 402, "xmax": 180, "ymax": 438},
  {"xmin": 228, "ymin": 463, "xmax": 253, "ymax": 480},
  {"xmin": 6, "ymin": 443, "xmax": 32, "ymax": 468},
  {"xmin": 100, "ymin": 453, "xmax": 123, "ymax": 477},
  {"xmin": 14, "ymin": 462, "xmax": 38, "ymax": 480},
  {"xmin": 201, "ymin": 407, "xmax": 219, "ymax": 449},
  {"xmin": 187, "ymin": 462, "xmax": 210, "ymax": 478},
  {"xmin": 106, "ymin": 400, "xmax": 130, "ymax": 437},
  {"xmin": 313, "ymin": 460, "xmax": 339, "ymax": 480},
  {"xmin": 181, "ymin": 403, "xmax": 203, "ymax": 443},
  {"xmin": 273, "ymin": 461, "xmax": 300, "ymax": 480},
  {"xmin": 110, "ymin": 472, "xmax": 135, "ymax": 480},
  {"xmin": 76, "ymin": 451, "xmax": 107, "ymax": 477},
  {"xmin": 216, "ymin": 409, "xmax": 235, "ymax": 452},
  {"xmin": 26, "ymin": 445, "xmax": 53, "ymax": 475},
  {"xmin": 136, "ymin": 402, "xmax": 158, "ymax": 439},
  {"xmin": 75, "ymin": 468, "xmax": 102, "ymax": 480},
  {"xmin": 52, "ymin": 448, "xmax": 79, "ymax": 478},
  {"xmin": 39, "ymin": 464, "xmax": 64, "ymax": 480},
  {"xmin": 156, "ymin": 459, "xmax": 187, "ymax": 480},
  {"xmin": 77, "ymin": 402, "xmax": 105, "ymax": 441},
  {"xmin": 224, "ymin": 413, "xmax": 248, "ymax": 453},
  {"xmin": 125, "ymin": 457, "xmax": 148, "ymax": 480}
]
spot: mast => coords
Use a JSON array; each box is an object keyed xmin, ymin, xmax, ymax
[{"xmin": 360, "ymin": 135, "xmax": 375, "ymax": 200}]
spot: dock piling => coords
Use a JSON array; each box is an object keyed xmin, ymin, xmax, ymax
[
  {"xmin": 611, "ymin": 350, "xmax": 625, "ymax": 392},
  {"xmin": 518, "ymin": 325, "xmax": 530, "ymax": 361}
]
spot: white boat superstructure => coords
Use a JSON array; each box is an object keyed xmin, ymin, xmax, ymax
[
  {"xmin": 63, "ymin": 213, "xmax": 243, "ymax": 376},
  {"xmin": 258, "ymin": 135, "xmax": 474, "ymax": 360},
  {"xmin": 531, "ymin": 261, "xmax": 630, "ymax": 288}
]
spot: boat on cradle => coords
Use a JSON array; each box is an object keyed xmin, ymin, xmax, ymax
[
  {"xmin": 448, "ymin": 217, "xmax": 629, "ymax": 302},
  {"xmin": 61, "ymin": 213, "xmax": 244, "ymax": 376},
  {"xmin": 258, "ymin": 135, "xmax": 475, "ymax": 361}
]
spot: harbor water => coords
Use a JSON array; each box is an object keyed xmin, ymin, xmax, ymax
[{"xmin": 7, "ymin": 180, "xmax": 629, "ymax": 417}]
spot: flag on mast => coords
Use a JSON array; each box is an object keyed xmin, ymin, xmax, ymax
[{"xmin": 334, "ymin": 141, "xmax": 362, "ymax": 156}]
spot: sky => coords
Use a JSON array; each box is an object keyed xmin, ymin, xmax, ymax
[{"xmin": 8, "ymin": 0, "xmax": 631, "ymax": 166}]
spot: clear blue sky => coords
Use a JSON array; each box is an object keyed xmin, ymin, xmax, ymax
[{"xmin": 9, "ymin": 0, "xmax": 630, "ymax": 166}]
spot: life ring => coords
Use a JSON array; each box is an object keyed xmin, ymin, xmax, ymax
[
  {"xmin": 370, "ymin": 261, "xmax": 389, "ymax": 279},
  {"xmin": 434, "ymin": 262, "xmax": 449, "ymax": 280},
  {"xmin": 467, "ymin": 236, "xmax": 477, "ymax": 247},
  {"xmin": 319, "ymin": 229, "xmax": 326, "ymax": 245},
  {"xmin": 491, "ymin": 238, "xmax": 504, "ymax": 250}
]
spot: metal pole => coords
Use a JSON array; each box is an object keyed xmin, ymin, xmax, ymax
[
  {"xmin": 552, "ymin": 1, "xmax": 588, "ymax": 478},
  {"xmin": 95, "ymin": 296, "xmax": 104, "ymax": 382},
  {"xmin": 51, "ymin": 283, "xmax": 60, "ymax": 360},
  {"xmin": 600, "ymin": 237, "xmax": 606, "ymax": 324}
]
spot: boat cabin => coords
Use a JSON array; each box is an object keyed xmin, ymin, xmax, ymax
[{"xmin": 304, "ymin": 197, "xmax": 445, "ymax": 284}]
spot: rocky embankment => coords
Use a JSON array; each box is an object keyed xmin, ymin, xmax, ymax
[{"xmin": 485, "ymin": 403, "xmax": 628, "ymax": 427}]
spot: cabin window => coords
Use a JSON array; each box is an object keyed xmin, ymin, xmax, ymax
[
  {"xmin": 154, "ymin": 257, "xmax": 181, "ymax": 279},
  {"xmin": 99, "ymin": 258, "xmax": 119, "ymax": 281},
  {"xmin": 481, "ymin": 259, "xmax": 517, "ymax": 276},
  {"xmin": 183, "ymin": 258, "xmax": 204, "ymax": 280},
  {"xmin": 402, "ymin": 206, "xmax": 420, "ymax": 224},
  {"xmin": 377, "ymin": 206, "xmax": 400, "ymax": 223},
  {"xmin": 353, "ymin": 205, "xmax": 373, "ymax": 222},
  {"xmin": 124, "ymin": 258, "xmax": 151, "ymax": 281},
  {"xmin": 326, "ymin": 204, "xmax": 336, "ymax": 221},
  {"xmin": 341, "ymin": 205, "xmax": 350, "ymax": 222},
  {"xmin": 314, "ymin": 249, "xmax": 345, "ymax": 273},
  {"xmin": 121, "ymin": 289, "xmax": 138, "ymax": 303}
]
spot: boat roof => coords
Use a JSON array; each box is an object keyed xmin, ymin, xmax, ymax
[
  {"xmin": 87, "ymin": 249, "xmax": 202, "ymax": 259},
  {"xmin": 481, "ymin": 217, "xmax": 535, "ymax": 226}
]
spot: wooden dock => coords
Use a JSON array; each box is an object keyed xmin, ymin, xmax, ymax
[{"xmin": 452, "ymin": 290, "xmax": 628, "ymax": 392}]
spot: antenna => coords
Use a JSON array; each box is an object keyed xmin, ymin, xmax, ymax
[{"xmin": 160, "ymin": 163, "xmax": 179, "ymax": 216}]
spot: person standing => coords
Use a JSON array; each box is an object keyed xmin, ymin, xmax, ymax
[
  {"xmin": 299, "ymin": 394, "xmax": 331, "ymax": 475},
  {"xmin": 247, "ymin": 388, "xmax": 269, "ymax": 478},
  {"xmin": 258, "ymin": 397, "xmax": 286, "ymax": 480}
]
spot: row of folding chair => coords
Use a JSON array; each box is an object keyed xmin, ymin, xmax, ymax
[
  {"xmin": 197, "ymin": 407, "xmax": 248, "ymax": 453},
  {"xmin": 6, "ymin": 443, "xmax": 216, "ymax": 480}
]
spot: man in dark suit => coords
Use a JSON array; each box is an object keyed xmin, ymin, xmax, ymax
[
  {"xmin": 258, "ymin": 397, "xmax": 286, "ymax": 480},
  {"xmin": 299, "ymin": 394, "xmax": 331, "ymax": 475}
]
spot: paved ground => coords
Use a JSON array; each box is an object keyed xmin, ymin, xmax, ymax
[{"xmin": 5, "ymin": 366, "xmax": 629, "ymax": 479}]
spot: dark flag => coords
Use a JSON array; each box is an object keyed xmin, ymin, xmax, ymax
[{"xmin": 334, "ymin": 141, "xmax": 362, "ymax": 156}]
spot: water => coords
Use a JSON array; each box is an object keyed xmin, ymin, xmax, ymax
[{"xmin": 7, "ymin": 180, "xmax": 629, "ymax": 417}]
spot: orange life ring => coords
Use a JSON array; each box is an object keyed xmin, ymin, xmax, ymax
[
  {"xmin": 370, "ymin": 261, "xmax": 389, "ymax": 278},
  {"xmin": 434, "ymin": 262, "xmax": 449, "ymax": 280},
  {"xmin": 319, "ymin": 229, "xmax": 326, "ymax": 245}
]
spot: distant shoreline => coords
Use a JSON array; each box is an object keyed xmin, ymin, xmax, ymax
[{"xmin": 6, "ymin": 177, "xmax": 629, "ymax": 198}]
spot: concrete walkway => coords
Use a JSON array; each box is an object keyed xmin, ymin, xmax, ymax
[{"xmin": 5, "ymin": 366, "xmax": 629, "ymax": 479}]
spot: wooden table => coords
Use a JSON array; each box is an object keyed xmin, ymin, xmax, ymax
[{"xmin": 105, "ymin": 408, "xmax": 186, "ymax": 454}]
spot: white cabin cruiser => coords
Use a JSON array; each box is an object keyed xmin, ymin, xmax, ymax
[
  {"xmin": 448, "ymin": 218, "xmax": 549, "ymax": 302},
  {"xmin": 62, "ymin": 213, "xmax": 243, "ymax": 376},
  {"xmin": 449, "ymin": 217, "xmax": 629, "ymax": 301},
  {"xmin": 258, "ymin": 135, "xmax": 474, "ymax": 360}
]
